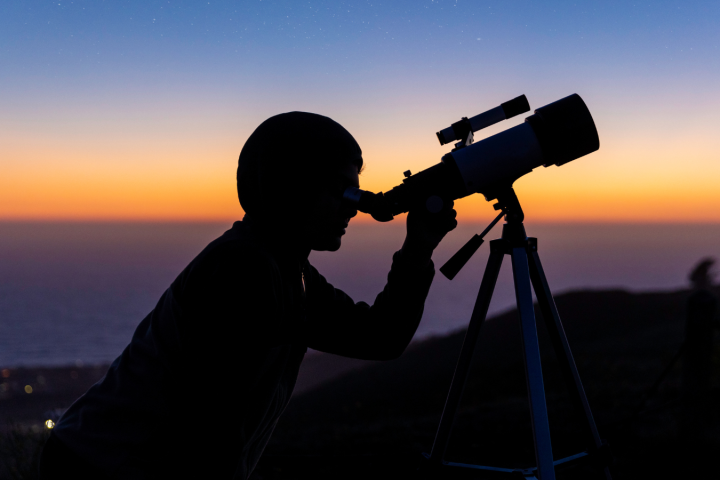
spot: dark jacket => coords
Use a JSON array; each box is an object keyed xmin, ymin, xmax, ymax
[{"xmin": 52, "ymin": 218, "xmax": 435, "ymax": 479}]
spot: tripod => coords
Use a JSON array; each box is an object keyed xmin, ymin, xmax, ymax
[{"xmin": 425, "ymin": 189, "xmax": 611, "ymax": 480}]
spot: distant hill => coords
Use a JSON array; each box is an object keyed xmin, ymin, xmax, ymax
[{"xmin": 260, "ymin": 287, "xmax": 720, "ymax": 479}]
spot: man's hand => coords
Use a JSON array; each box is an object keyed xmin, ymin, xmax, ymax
[{"xmin": 401, "ymin": 200, "xmax": 458, "ymax": 265}]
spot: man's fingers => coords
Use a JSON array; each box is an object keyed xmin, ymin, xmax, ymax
[
  {"xmin": 427, "ymin": 208, "xmax": 458, "ymax": 234},
  {"xmin": 440, "ymin": 208, "xmax": 457, "ymax": 224},
  {"xmin": 445, "ymin": 217, "xmax": 458, "ymax": 233}
]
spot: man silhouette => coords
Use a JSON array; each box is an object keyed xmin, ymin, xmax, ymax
[{"xmin": 40, "ymin": 112, "xmax": 457, "ymax": 479}]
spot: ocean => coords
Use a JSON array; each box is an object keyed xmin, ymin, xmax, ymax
[{"xmin": 1, "ymin": 221, "xmax": 719, "ymax": 368}]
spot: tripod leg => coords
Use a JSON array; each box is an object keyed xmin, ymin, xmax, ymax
[
  {"xmin": 428, "ymin": 244, "xmax": 505, "ymax": 463},
  {"xmin": 527, "ymin": 244, "xmax": 612, "ymax": 480},
  {"xmin": 511, "ymin": 247, "xmax": 555, "ymax": 480}
]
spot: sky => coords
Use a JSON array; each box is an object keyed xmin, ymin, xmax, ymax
[{"xmin": 1, "ymin": 0, "xmax": 719, "ymax": 222}]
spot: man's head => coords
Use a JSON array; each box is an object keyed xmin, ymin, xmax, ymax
[{"xmin": 237, "ymin": 112, "xmax": 363, "ymax": 252}]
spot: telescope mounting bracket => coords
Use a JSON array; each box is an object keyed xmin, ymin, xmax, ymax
[
  {"xmin": 439, "ymin": 186, "xmax": 524, "ymax": 280},
  {"xmin": 451, "ymin": 117, "xmax": 474, "ymax": 151},
  {"xmin": 491, "ymin": 187, "xmax": 524, "ymax": 224}
]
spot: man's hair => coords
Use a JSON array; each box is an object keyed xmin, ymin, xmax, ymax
[{"xmin": 237, "ymin": 112, "xmax": 363, "ymax": 216}]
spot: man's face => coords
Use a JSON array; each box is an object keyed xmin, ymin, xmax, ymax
[{"xmin": 303, "ymin": 162, "xmax": 360, "ymax": 252}]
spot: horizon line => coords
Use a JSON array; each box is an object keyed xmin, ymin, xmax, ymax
[{"xmin": 3, "ymin": 216, "xmax": 720, "ymax": 226}]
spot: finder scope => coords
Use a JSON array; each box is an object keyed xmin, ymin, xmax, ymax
[
  {"xmin": 343, "ymin": 93, "xmax": 599, "ymax": 222},
  {"xmin": 436, "ymin": 95, "xmax": 530, "ymax": 147}
]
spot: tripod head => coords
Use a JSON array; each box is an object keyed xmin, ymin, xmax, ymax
[
  {"xmin": 491, "ymin": 187, "xmax": 524, "ymax": 224},
  {"xmin": 439, "ymin": 187, "xmax": 526, "ymax": 280}
]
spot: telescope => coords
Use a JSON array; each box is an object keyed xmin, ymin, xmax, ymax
[
  {"xmin": 342, "ymin": 93, "xmax": 599, "ymax": 221},
  {"xmin": 361, "ymin": 95, "xmax": 610, "ymax": 479}
]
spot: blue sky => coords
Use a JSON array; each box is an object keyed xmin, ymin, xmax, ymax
[{"xmin": 1, "ymin": 1, "xmax": 719, "ymax": 221}]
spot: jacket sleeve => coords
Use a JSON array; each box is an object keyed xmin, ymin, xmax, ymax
[{"xmin": 303, "ymin": 250, "xmax": 435, "ymax": 360}]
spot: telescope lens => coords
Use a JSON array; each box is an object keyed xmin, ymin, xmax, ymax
[{"xmin": 525, "ymin": 94, "xmax": 599, "ymax": 167}]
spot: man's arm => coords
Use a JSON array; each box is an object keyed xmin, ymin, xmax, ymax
[
  {"xmin": 304, "ymin": 202, "xmax": 457, "ymax": 360},
  {"xmin": 303, "ymin": 250, "xmax": 434, "ymax": 360}
]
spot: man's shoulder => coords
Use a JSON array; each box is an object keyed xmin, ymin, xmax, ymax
[
  {"xmin": 197, "ymin": 221, "xmax": 277, "ymax": 272},
  {"xmin": 173, "ymin": 221, "xmax": 279, "ymax": 295}
]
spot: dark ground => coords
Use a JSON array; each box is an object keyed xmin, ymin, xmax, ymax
[{"xmin": 3, "ymin": 287, "xmax": 720, "ymax": 479}]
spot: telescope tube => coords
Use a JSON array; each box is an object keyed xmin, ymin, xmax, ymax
[{"xmin": 346, "ymin": 94, "xmax": 599, "ymax": 221}]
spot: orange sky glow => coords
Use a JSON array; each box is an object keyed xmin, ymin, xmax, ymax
[{"xmin": 2, "ymin": 112, "xmax": 719, "ymax": 223}]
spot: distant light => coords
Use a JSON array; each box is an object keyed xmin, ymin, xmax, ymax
[
  {"xmin": 45, "ymin": 419, "xmax": 55, "ymax": 429},
  {"xmin": 1, "ymin": 369, "xmax": 9, "ymax": 378},
  {"xmin": 25, "ymin": 385, "xmax": 33, "ymax": 394}
]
